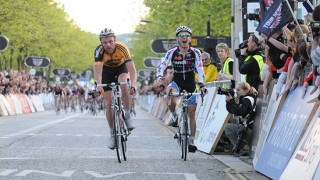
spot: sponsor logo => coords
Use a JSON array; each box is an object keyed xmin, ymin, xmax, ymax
[{"xmin": 32, "ymin": 58, "xmax": 43, "ymax": 67}]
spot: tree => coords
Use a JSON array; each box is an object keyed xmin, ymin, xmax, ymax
[
  {"xmin": 0, "ymin": 0, "xmax": 99, "ymax": 77},
  {"xmin": 131, "ymin": 0, "xmax": 231, "ymax": 70}
]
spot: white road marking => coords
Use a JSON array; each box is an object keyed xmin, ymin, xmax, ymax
[
  {"xmin": 84, "ymin": 171, "xmax": 135, "ymax": 178},
  {"xmin": 14, "ymin": 170, "xmax": 74, "ymax": 177},
  {"xmin": 0, "ymin": 169, "xmax": 18, "ymax": 176},
  {"xmin": 4, "ymin": 114, "xmax": 82, "ymax": 137},
  {"xmin": 144, "ymin": 172, "xmax": 198, "ymax": 180}
]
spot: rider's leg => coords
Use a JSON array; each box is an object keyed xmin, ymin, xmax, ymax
[
  {"xmin": 104, "ymin": 91, "xmax": 113, "ymax": 129},
  {"xmin": 188, "ymin": 104, "xmax": 197, "ymax": 137},
  {"xmin": 188, "ymin": 100, "xmax": 198, "ymax": 152},
  {"xmin": 118, "ymin": 73, "xmax": 130, "ymax": 111},
  {"xmin": 166, "ymin": 86, "xmax": 178, "ymax": 126},
  {"xmin": 104, "ymin": 90, "xmax": 116, "ymax": 149},
  {"xmin": 118, "ymin": 73, "xmax": 135, "ymax": 130},
  {"xmin": 166, "ymin": 87, "xmax": 177, "ymax": 112},
  {"xmin": 54, "ymin": 96, "xmax": 57, "ymax": 109}
]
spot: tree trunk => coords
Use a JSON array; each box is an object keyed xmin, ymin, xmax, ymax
[
  {"xmin": 9, "ymin": 48, "xmax": 14, "ymax": 70},
  {"xmin": 17, "ymin": 55, "xmax": 22, "ymax": 71}
]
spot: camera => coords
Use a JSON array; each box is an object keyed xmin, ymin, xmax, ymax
[
  {"xmin": 245, "ymin": 13, "xmax": 260, "ymax": 22},
  {"xmin": 234, "ymin": 40, "xmax": 248, "ymax": 58},
  {"xmin": 217, "ymin": 87, "xmax": 235, "ymax": 97},
  {"xmin": 310, "ymin": 21, "xmax": 320, "ymax": 37}
]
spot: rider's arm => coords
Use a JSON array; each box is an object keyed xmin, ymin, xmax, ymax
[
  {"xmin": 156, "ymin": 49, "xmax": 174, "ymax": 78},
  {"xmin": 94, "ymin": 45, "xmax": 104, "ymax": 84},
  {"xmin": 94, "ymin": 64, "xmax": 103, "ymax": 84},
  {"xmin": 125, "ymin": 60, "xmax": 137, "ymax": 88},
  {"xmin": 194, "ymin": 48, "xmax": 205, "ymax": 84}
]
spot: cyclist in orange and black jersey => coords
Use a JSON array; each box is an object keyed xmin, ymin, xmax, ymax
[{"xmin": 94, "ymin": 28, "xmax": 137, "ymax": 150}]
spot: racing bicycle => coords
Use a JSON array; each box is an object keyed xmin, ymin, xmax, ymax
[
  {"xmin": 97, "ymin": 79, "xmax": 131, "ymax": 163},
  {"xmin": 168, "ymin": 89, "xmax": 205, "ymax": 161}
]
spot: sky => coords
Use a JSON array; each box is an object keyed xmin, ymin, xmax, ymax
[{"xmin": 54, "ymin": 0, "xmax": 149, "ymax": 35}]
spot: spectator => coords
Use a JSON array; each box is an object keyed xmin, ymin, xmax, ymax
[
  {"xmin": 195, "ymin": 52, "xmax": 218, "ymax": 83},
  {"xmin": 238, "ymin": 34, "xmax": 264, "ymax": 90},
  {"xmin": 224, "ymin": 82, "xmax": 258, "ymax": 156},
  {"xmin": 216, "ymin": 43, "xmax": 234, "ymax": 81}
]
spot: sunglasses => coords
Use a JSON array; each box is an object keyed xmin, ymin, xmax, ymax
[{"xmin": 179, "ymin": 33, "xmax": 190, "ymax": 38}]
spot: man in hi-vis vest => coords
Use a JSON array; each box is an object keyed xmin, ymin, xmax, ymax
[{"xmin": 238, "ymin": 34, "xmax": 264, "ymax": 90}]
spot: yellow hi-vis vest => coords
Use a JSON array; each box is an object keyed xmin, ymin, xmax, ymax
[
  {"xmin": 243, "ymin": 55, "xmax": 264, "ymax": 81},
  {"xmin": 220, "ymin": 57, "xmax": 234, "ymax": 76},
  {"xmin": 220, "ymin": 57, "xmax": 234, "ymax": 88}
]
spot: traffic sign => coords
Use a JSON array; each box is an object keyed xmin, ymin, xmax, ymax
[
  {"xmin": 143, "ymin": 57, "xmax": 162, "ymax": 68},
  {"xmin": 82, "ymin": 68, "xmax": 93, "ymax": 78},
  {"xmin": 52, "ymin": 68, "xmax": 71, "ymax": 77},
  {"xmin": 24, "ymin": 56, "xmax": 50, "ymax": 68},
  {"xmin": 0, "ymin": 35, "xmax": 9, "ymax": 52},
  {"xmin": 29, "ymin": 68, "xmax": 36, "ymax": 75},
  {"xmin": 138, "ymin": 69, "xmax": 154, "ymax": 78},
  {"xmin": 151, "ymin": 38, "xmax": 177, "ymax": 53},
  {"xmin": 70, "ymin": 73, "xmax": 80, "ymax": 80}
]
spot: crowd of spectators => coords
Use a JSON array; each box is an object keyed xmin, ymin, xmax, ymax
[{"xmin": 0, "ymin": 69, "xmax": 52, "ymax": 96}]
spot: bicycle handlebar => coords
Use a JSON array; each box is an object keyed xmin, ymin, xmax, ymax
[
  {"xmin": 95, "ymin": 78, "xmax": 131, "ymax": 88},
  {"xmin": 168, "ymin": 88, "xmax": 207, "ymax": 106},
  {"xmin": 97, "ymin": 81, "xmax": 129, "ymax": 87}
]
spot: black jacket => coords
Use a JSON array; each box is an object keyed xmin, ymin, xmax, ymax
[
  {"xmin": 238, "ymin": 49, "xmax": 262, "ymax": 90},
  {"xmin": 226, "ymin": 93, "xmax": 256, "ymax": 128}
]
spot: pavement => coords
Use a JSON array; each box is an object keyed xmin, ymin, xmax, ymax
[{"xmin": 140, "ymin": 108, "xmax": 270, "ymax": 180}]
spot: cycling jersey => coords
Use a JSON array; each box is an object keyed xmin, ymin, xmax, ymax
[
  {"xmin": 157, "ymin": 46, "xmax": 204, "ymax": 84},
  {"xmin": 94, "ymin": 42, "xmax": 132, "ymax": 67}
]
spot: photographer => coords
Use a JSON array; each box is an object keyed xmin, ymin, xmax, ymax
[
  {"xmin": 224, "ymin": 82, "xmax": 258, "ymax": 156},
  {"xmin": 238, "ymin": 34, "xmax": 264, "ymax": 90}
]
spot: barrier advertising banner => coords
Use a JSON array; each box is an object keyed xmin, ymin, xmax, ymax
[
  {"xmin": 280, "ymin": 111, "xmax": 320, "ymax": 180},
  {"xmin": 0, "ymin": 94, "xmax": 14, "ymax": 115},
  {"xmin": 195, "ymin": 94, "xmax": 231, "ymax": 154},
  {"xmin": 255, "ymin": 86, "xmax": 319, "ymax": 180},
  {"xmin": 253, "ymin": 85, "xmax": 287, "ymax": 166},
  {"xmin": 0, "ymin": 96, "xmax": 8, "ymax": 116},
  {"xmin": 16, "ymin": 94, "xmax": 31, "ymax": 114},
  {"xmin": 195, "ymin": 87, "xmax": 216, "ymax": 139}
]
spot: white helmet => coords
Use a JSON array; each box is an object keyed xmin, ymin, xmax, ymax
[
  {"xmin": 99, "ymin": 28, "xmax": 115, "ymax": 40},
  {"xmin": 175, "ymin": 26, "xmax": 192, "ymax": 36}
]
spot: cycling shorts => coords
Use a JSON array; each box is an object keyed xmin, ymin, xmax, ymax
[
  {"xmin": 168, "ymin": 81, "xmax": 196, "ymax": 105},
  {"xmin": 102, "ymin": 63, "xmax": 128, "ymax": 91},
  {"xmin": 55, "ymin": 91, "xmax": 62, "ymax": 96}
]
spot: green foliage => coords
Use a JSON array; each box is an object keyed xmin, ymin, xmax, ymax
[
  {"xmin": 0, "ymin": 0, "xmax": 99, "ymax": 75},
  {"xmin": 131, "ymin": 0, "xmax": 231, "ymax": 70}
]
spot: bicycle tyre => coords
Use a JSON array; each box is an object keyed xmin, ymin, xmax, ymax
[
  {"xmin": 113, "ymin": 107, "xmax": 122, "ymax": 163},
  {"xmin": 120, "ymin": 124, "xmax": 127, "ymax": 161},
  {"xmin": 183, "ymin": 113, "xmax": 189, "ymax": 161}
]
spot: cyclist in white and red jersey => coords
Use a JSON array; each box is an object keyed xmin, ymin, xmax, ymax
[{"xmin": 156, "ymin": 26, "xmax": 205, "ymax": 152}]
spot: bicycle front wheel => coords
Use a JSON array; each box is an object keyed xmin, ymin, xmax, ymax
[
  {"xmin": 181, "ymin": 113, "xmax": 189, "ymax": 161},
  {"xmin": 113, "ymin": 107, "xmax": 123, "ymax": 163},
  {"xmin": 120, "ymin": 123, "xmax": 127, "ymax": 161}
]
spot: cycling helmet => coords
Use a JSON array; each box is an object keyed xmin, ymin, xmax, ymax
[
  {"xmin": 99, "ymin": 28, "xmax": 115, "ymax": 40},
  {"xmin": 175, "ymin": 26, "xmax": 192, "ymax": 36}
]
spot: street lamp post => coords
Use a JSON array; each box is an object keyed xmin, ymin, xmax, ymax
[{"xmin": 134, "ymin": 30, "xmax": 155, "ymax": 36}]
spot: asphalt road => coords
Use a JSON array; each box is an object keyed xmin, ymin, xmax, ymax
[{"xmin": 0, "ymin": 107, "xmax": 233, "ymax": 180}]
